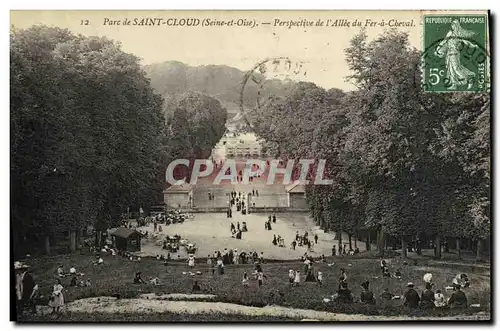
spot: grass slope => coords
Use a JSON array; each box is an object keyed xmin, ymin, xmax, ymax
[{"xmin": 17, "ymin": 252, "xmax": 490, "ymax": 321}]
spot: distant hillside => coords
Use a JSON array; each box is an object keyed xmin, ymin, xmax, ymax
[{"xmin": 144, "ymin": 61, "xmax": 297, "ymax": 119}]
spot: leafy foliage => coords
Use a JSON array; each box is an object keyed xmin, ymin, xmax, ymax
[{"xmin": 251, "ymin": 29, "xmax": 490, "ymax": 256}]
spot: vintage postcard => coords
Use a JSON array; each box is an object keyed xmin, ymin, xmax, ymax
[{"xmin": 10, "ymin": 10, "xmax": 491, "ymax": 322}]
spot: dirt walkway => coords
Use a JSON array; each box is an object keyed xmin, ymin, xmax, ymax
[{"xmin": 44, "ymin": 296, "xmax": 490, "ymax": 321}]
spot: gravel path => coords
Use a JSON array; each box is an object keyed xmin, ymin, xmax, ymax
[{"xmin": 42, "ymin": 296, "xmax": 490, "ymax": 321}]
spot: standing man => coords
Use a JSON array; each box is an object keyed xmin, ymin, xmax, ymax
[
  {"xmin": 15, "ymin": 262, "xmax": 35, "ymax": 315},
  {"xmin": 314, "ymin": 234, "xmax": 319, "ymax": 245}
]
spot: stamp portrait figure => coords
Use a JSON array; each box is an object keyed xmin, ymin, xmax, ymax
[{"xmin": 434, "ymin": 19, "xmax": 478, "ymax": 90}]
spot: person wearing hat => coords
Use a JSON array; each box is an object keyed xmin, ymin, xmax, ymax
[
  {"xmin": 56, "ymin": 265, "xmax": 65, "ymax": 277},
  {"xmin": 403, "ymin": 282, "xmax": 420, "ymax": 309},
  {"xmin": 336, "ymin": 280, "xmax": 353, "ymax": 303},
  {"xmin": 360, "ymin": 281, "xmax": 376, "ymax": 305},
  {"xmin": 447, "ymin": 284, "xmax": 468, "ymax": 308},
  {"xmin": 420, "ymin": 282, "xmax": 436, "ymax": 308},
  {"xmin": 452, "ymin": 273, "xmax": 470, "ymax": 289},
  {"xmin": 15, "ymin": 262, "xmax": 35, "ymax": 315}
]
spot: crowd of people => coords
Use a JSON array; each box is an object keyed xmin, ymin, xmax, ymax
[
  {"xmin": 289, "ymin": 230, "xmax": 321, "ymax": 253},
  {"xmin": 15, "ymin": 247, "xmax": 476, "ymax": 317},
  {"xmin": 227, "ymin": 190, "xmax": 249, "ymax": 215},
  {"xmin": 121, "ymin": 210, "xmax": 192, "ymax": 230},
  {"xmin": 331, "ymin": 244, "xmax": 360, "ymax": 256},
  {"xmin": 229, "ymin": 221, "xmax": 247, "ymax": 239},
  {"xmin": 14, "ymin": 202, "xmax": 478, "ymax": 318}
]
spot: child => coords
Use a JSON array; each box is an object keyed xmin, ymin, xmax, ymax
[
  {"xmin": 434, "ymin": 289, "xmax": 446, "ymax": 307},
  {"xmin": 217, "ymin": 257, "xmax": 224, "ymax": 275},
  {"xmin": 380, "ymin": 287, "xmax": 394, "ymax": 300},
  {"xmin": 56, "ymin": 265, "xmax": 65, "ymax": 277},
  {"xmin": 360, "ymin": 281, "xmax": 376, "ymax": 305},
  {"xmin": 28, "ymin": 283, "xmax": 40, "ymax": 314},
  {"xmin": 242, "ymin": 272, "xmax": 249, "ymax": 287},
  {"xmin": 288, "ymin": 269, "xmax": 295, "ymax": 285},
  {"xmin": 49, "ymin": 279, "xmax": 64, "ymax": 314},
  {"xmin": 257, "ymin": 271, "xmax": 266, "ymax": 287},
  {"xmin": 382, "ymin": 266, "xmax": 391, "ymax": 278},
  {"xmin": 70, "ymin": 275, "xmax": 78, "ymax": 287},
  {"xmin": 380, "ymin": 259, "xmax": 387, "ymax": 273},
  {"xmin": 133, "ymin": 272, "xmax": 145, "ymax": 284},
  {"xmin": 207, "ymin": 255, "xmax": 214, "ymax": 275},
  {"xmin": 188, "ymin": 254, "xmax": 196, "ymax": 270},
  {"xmin": 317, "ymin": 271, "xmax": 323, "ymax": 286},
  {"xmin": 294, "ymin": 270, "xmax": 301, "ymax": 287},
  {"xmin": 340, "ymin": 268, "xmax": 347, "ymax": 281},
  {"xmin": 192, "ymin": 281, "xmax": 201, "ymax": 293}
]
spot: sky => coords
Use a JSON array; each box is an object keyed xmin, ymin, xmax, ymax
[{"xmin": 9, "ymin": 10, "xmax": 483, "ymax": 91}]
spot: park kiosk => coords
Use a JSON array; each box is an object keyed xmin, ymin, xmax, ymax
[
  {"xmin": 163, "ymin": 183, "xmax": 193, "ymax": 209},
  {"xmin": 285, "ymin": 183, "xmax": 307, "ymax": 209},
  {"xmin": 110, "ymin": 227, "xmax": 143, "ymax": 252}
]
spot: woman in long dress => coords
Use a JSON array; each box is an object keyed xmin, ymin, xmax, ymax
[
  {"xmin": 49, "ymin": 279, "xmax": 64, "ymax": 314},
  {"xmin": 435, "ymin": 19, "xmax": 479, "ymax": 90}
]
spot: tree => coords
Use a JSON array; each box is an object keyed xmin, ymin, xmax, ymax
[
  {"xmin": 162, "ymin": 92, "xmax": 227, "ymax": 181},
  {"xmin": 11, "ymin": 25, "xmax": 167, "ymax": 254}
]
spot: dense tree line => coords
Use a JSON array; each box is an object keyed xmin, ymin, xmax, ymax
[
  {"xmin": 252, "ymin": 30, "xmax": 490, "ymax": 260},
  {"xmin": 161, "ymin": 92, "xmax": 228, "ymax": 181},
  {"xmin": 11, "ymin": 26, "xmax": 227, "ymax": 255}
]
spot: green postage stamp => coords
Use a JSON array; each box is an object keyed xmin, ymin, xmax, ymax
[{"xmin": 422, "ymin": 14, "xmax": 489, "ymax": 92}]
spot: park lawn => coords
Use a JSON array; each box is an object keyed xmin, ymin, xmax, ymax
[{"xmin": 19, "ymin": 252, "xmax": 490, "ymax": 321}]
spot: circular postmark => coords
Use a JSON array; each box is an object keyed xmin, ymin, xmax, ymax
[
  {"xmin": 415, "ymin": 36, "xmax": 490, "ymax": 93},
  {"xmin": 239, "ymin": 57, "xmax": 307, "ymax": 130}
]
